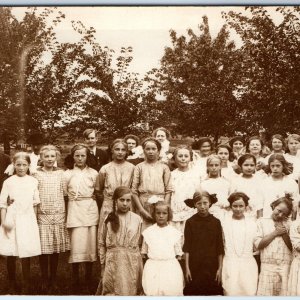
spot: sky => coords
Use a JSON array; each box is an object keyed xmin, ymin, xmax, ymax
[{"xmin": 12, "ymin": 6, "xmax": 282, "ymax": 76}]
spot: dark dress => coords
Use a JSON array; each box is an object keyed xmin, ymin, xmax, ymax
[{"xmin": 183, "ymin": 213, "xmax": 224, "ymax": 296}]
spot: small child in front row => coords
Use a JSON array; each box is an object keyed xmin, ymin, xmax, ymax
[
  {"xmin": 183, "ymin": 190, "xmax": 224, "ymax": 296},
  {"xmin": 255, "ymin": 195, "xmax": 293, "ymax": 296},
  {"xmin": 0, "ymin": 152, "xmax": 41, "ymax": 294},
  {"xmin": 287, "ymin": 202, "xmax": 300, "ymax": 296},
  {"xmin": 141, "ymin": 201, "xmax": 184, "ymax": 296}
]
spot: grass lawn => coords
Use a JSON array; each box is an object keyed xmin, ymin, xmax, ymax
[{"xmin": 0, "ymin": 252, "xmax": 101, "ymax": 295}]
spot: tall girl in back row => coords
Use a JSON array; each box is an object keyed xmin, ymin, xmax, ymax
[
  {"xmin": 95, "ymin": 139, "xmax": 135, "ymax": 232},
  {"xmin": 131, "ymin": 137, "xmax": 172, "ymax": 230},
  {"xmin": 64, "ymin": 144, "xmax": 99, "ymax": 291}
]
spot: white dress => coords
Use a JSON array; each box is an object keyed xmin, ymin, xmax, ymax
[
  {"xmin": 261, "ymin": 175, "xmax": 299, "ymax": 218},
  {"xmin": 200, "ymin": 177, "xmax": 230, "ymax": 220},
  {"xmin": 287, "ymin": 219, "xmax": 300, "ymax": 295},
  {"xmin": 0, "ymin": 175, "xmax": 41, "ymax": 258},
  {"xmin": 170, "ymin": 168, "xmax": 198, "ymax": 235},
  {"xmin": 230, "ymin": 174, "xmax": 264, "ymax": 220},
  {"xmin": 221, "ymin": 215, "xmax": 258, "ymax": 295},
  {"xmin": 141, "ymin": 224, "xmax": 184, "ymax": 296}
]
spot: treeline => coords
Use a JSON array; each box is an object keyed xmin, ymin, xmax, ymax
[{"xmin": 0, "ymin": 6, "xmax": 299, "ymax": 144}]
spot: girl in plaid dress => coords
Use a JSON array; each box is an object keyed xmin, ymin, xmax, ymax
[
  {"xmin": 255, "ymin": 195, "xmax": 293, "ymax": 296},
  {"xmin": 34, "ymin": 145, "xmax": 70, "ymax": 293}
]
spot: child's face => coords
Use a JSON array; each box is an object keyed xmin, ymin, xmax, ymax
[
  {"xmin": 116, "ymin": 193, "xmax": 131, "ymax": 214},
  {"xmin": 231, "ymin": 198, "xmax": 246, "ymax": 219},
  {"xmin": 155, "ymin": 130, "xmax": 167, "ymax": 143},
  {"xmin": 144, "ymin": 142, "xmax": 159, "ymax": 162},
  {"xmin": 126, "ymin": 138, "xmax": 137, "ymax": 151},
  {"xmin": 217, "ymin": 147, "xmax": 229, "ymax": 163},
  {"xmin": 175, "ymin": 149, "xmax": 191, "ymax": 169},
  {"xmin": 272, "ymin": 202, "xmax": 289, "ymax": 221},
  {"xmin": 85, "ymin": 131, "xmax": 97, "ymax": 148},
  {"xmin": 112, "ymin": 143, "xmax": 127, "ymax": 161},
  {"xmin": 249, "ymin": 139, "xmax": 262, "ymax": 155},
  {"xmin": 270, "ymin": 159, "xmax": 284, "ymax": 178},
  {"xmin": 288, "ymin": 138, "xmax": 300, "ymax": 155},
  {"xmin": 232, "ymin": 141, "xmax": 244, "ymax": 153},
  {"xmin": 272, "ymin": 138, "xmax": 283, "ymax": 152},
  {"xmin": 195, "ymin": 197, "xmax": 210, "ymax": 217},
  {"xmin": 155, "ymin": 205, "xmax": 169, "ymax": 226},
  {"xmin": 42, "ymin": 150, "xmax": 57, "ymax": 169},
  {"xmin": 200, "ymin": 142, "xmax": 211, "ymax": 157},
  {"xmin": 241, "ymin": 158, "xmax": 256, "ymax": 176},
  {"xmin": 73, "ymin": 148, "xmax": 87, "ymax": 168},
  {"xmin": 14, "ymin": 158, "xmax": 29, "ymax": 177},
  {"xmin": 207, "ymin": 158, "xmax": 221, "ymax": 178}
]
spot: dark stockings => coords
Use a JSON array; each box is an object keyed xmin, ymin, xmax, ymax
[{"xmin": 39, "ymin": 253, "xmax": 59, "ymax": 286}]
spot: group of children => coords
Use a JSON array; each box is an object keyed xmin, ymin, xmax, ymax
[{"xmin": 1, "ymin": 128, "xmax": 300, "ymax": 296}]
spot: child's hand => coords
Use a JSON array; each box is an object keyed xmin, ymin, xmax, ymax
[
  {"xmin": 275, "ymin": 224, "xmax": 287, "ymax": 236},
  {"xmin": 185, "ymin": 268, "xmax": 192, "ymax": 283},
  {"xmin": 215, "ymin": 268, "xmax": 222, "ymax": 285}
]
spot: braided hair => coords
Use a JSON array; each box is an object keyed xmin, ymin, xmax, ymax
[{"xmin": 105, "ymin": 186, "xmax": 131, "ymax": 232}]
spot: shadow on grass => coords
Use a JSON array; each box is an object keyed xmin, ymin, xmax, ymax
[{"xmin": 0, "ymin": 252, "xmax": 100, "ymax": 295}]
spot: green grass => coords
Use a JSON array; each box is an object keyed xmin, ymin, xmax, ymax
[{"xmin": 0, "ymin": 253, "xmax": 101, "ymax": 295}]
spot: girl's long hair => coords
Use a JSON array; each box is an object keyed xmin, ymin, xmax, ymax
[
  {"xmin": 265, "ymin": 153, "xmax": 293, "ymax": 175},
  {"xmin": 105, "ymin": 186, "xmax": 131, "ymax": 232}
]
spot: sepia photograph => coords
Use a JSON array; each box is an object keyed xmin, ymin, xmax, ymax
[{"xmin": 0, "ymin": 5, "xmax": 300, "ymax": 296}]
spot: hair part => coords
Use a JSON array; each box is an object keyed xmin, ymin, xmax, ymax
[
  {"xmin": 124, "ymin": 134, "xmax": 140, "ymax": 146},
  {"xmin": 151, "ymin": 201, "xmax": 173, "ymax": 222},
  {"xmin": 265, "ymin": 153, "xmax": 293, "ymax": 175},
  {"xmin": 237, "ymin": 153, "xmax": 257, "ymax": 168},
  {"xmin": 83, "ymin": 129, "xmax": 97, "ymax": 139},
  {"xmin": 228, "ymin": 192, "xmax": 250, "ymax": 207},
  {"xmin": 105, "ymin": 186, "xmax": 132, "ymax": 232},
  {"xmin": 152, "ymin": 127, "xmax": 171, "ymax": 140},
  {"xmin": 39, "ymin": 145, "xmax": 61, "ymax": 161},
  {"xmin": 173, "ymin": 145, "xmax": 193, "ymax": 163},
  {"xmin": 142, "ymin": 137, "xmax": 162, "ymax": 152}
]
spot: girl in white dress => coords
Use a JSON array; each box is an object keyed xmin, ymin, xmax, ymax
[
  {"xmin": 284, "ymin": 134, "xmax": 300, "ymax": 185},
  {"xmin": 216, "ymin": 144, "xmax": 239, "ymax": 182},
  {"xmin": 230, "ymin": 154, "xmax": 264, "ymax": 220},
  {"xmin": 200, "ymin": 155, "xmax": 230, "ymax": 220},
  {"xmin": 261, "ymin": 154, "xmax": 299, "ymax": 219},
  {"xmin": 64, "ymin": 144, "xmax": 99, "ymax": 292},
  {"xmin": 221, "ymin": 192, "xmax": 258, "ymax": 296},
  {"xmin": 0, "ymin": 152, "xmax": 41, "ymax": 294},
  {"xmin": 141, "ymin": 201, "xmax": 183, "ymax": 296},
  {"xmin": 170, "ymin": 145, "xmax": 198, "ymax": 238}
]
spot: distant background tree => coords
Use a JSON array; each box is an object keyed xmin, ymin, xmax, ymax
[
  {"xmin": 223, "ymin": 6, "xmax": 300, "ymax": 136},
  {"xmin": 146, "ymin": 16, "xmax": 243, "ymax": 143}
]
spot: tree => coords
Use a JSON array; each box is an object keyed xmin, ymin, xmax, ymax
[
  {"xmin": 146, "ymin": 16, "xmax": 243, "ymax": 142},
  {"xmin": 223, "ymin": 6, "xmax": 300, "ymax": 135}
]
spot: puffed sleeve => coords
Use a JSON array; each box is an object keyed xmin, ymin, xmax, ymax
[
  {"xmin": 32, "ymin": 179, "xmax": 40, "ymax": 206},
  {"xmin": 0, "ymin": 180, "xmax": 9, "ymax": 209},
  {"xmin": 183, "ymin": 219, "xmax": 192, "ymax": 253},
  {"xmin": 163, "ymin": 164, "xmax": 172, "ymax": 194},
  {"xmin": 131, "ymin": 164, "xmax": 141, "ymax": 195},
  {"xmin": 254, "ymin": 218, "xmax": 264, "ymax": 249},
  {"xmin": 290, "ymin": 220, "xmax": 300, "ymax": 250}
]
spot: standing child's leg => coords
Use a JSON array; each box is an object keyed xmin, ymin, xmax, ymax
[
  {"xmin": 85, "ymin": 262, "xmax": 93, "ymax": 293},
  {"xmin": 39, "ymin": 254, "xmax": 49, "ymax": 293},
  {"xmin": 72, "ymin": 263, "xmax": 80, "ymax": 293},
  {"xmin": 7, "ymin": 256, "xmax": 17, "ymax": 293},
  {"xmin": 49, "ymin": 253, "xmax": 59, "ymax": 291},
  {"xmin": 21, "ymin": 258, "xmax": 31, "ymax": 295}
]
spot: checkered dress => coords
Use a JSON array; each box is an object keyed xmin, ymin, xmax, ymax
[
  {"xmin": 34, "ymin": 168, "xmax": 70, "ymax": 254},
  {"xmin": 255, "ymin": 218, "xmax": 292, "ymax": 296}
]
